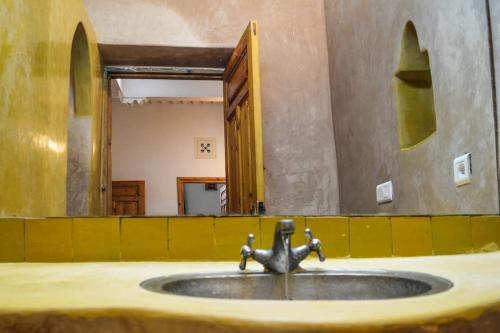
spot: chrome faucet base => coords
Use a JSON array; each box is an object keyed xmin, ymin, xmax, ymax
[{"xmin": 239, "ymin": 219, "xmax": 325, "ymax": 273}]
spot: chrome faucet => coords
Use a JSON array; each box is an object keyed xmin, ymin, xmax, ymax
[{"xmin": 239, "ymin": 219, "xmax": 325, "ymax": 273}]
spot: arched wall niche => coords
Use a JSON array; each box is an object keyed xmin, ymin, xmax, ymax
[
  {"xmin": 394, "ymin": 21, "xmax": 437, "ymax": 150},
  {"xmin": 66, "ymin": 22, "xmax": 92, "ymax": 216},
  {"xmin": 71, "ymin": 23, "xmax": 92, "ymax": 116}
]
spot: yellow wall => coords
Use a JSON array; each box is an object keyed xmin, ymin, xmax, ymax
[{"xmin": 0, "ymin": 0, "xmax": 103, "ymax": 217}]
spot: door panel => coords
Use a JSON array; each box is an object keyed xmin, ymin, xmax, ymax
[
  {"xmin": 114, "ymin": 201, "xmax": 138, "ymax": 215},
  {"xmin": 239, "ymin": 100, "xmax": 256, "ymax": 213},
  {"xmin": 224, "ymin": 21, "xmax": 265, "ymax": 214},
  {"xmin": 227, "ymin": 58, "xmax": 248, "ymax": 102},
  {"xmin": 112, "ymin": 181, "xmax": 145, "ymax": 215},
  {"xmin": 226, "ymin": 112, "xmax": 241, "ymax": 213}
]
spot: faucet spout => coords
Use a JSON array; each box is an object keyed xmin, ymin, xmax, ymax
[
  {"xmin": 275, "ymin": 219, "xmax": 295, "ymax": 235},
  {"xmin": 272, "ymin": 219, "xmax": 294, "ymax": 252},
  {"xmin": 239, "ymin": 219, "xmax": 326, "ymax": 273}
]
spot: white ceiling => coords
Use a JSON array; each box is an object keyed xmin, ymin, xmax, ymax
[{"xmin": 115, "ymin": 79, "xmax": 223, "ymax": 99}]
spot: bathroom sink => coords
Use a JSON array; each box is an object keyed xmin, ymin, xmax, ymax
[{"xmin": 140, "ymin": 270, "xmax": 453, "ymax": 300}]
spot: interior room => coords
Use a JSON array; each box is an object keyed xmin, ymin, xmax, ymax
[
  {"xmin": 110, "ymin": 78, "xmax": 226, "ymax": 216},
  {"xmin": 0, "ymin": 0, "xmax": 500, "ymax": 332}
]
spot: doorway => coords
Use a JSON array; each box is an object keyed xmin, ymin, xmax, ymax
[
  {"xmin": 102, "ymin": 21, "xmax": 265, "ymax": 216},
  {"xmin": 109, "ymin": 77, "xmax": 226, "ymax": 215}
]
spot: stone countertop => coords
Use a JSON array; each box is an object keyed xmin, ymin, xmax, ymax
[{"xmin": 0, "ymin": 253, "xmax": 499, "ymax": 332}]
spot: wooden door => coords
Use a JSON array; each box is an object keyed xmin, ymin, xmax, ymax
[
  {"xmin": 112, "ymin": 181, "xmax": 145, "ymax": 215},
  {"xmin": 224, "ymin": 21, "xmax": 265, "ymax": 215}
]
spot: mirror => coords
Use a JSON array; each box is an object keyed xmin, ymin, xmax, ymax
[{"xmin": 179, "ymin": 180, "xmax": 226, "ymax": 216}]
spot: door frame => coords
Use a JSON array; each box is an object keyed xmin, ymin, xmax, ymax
[
  {"xmin": 102, "ymin": 66, "xmax": 225, "ymax": 215},
  {"xmin": 176, "ymin": 177, "xmax": 226, "ymax": 215}
]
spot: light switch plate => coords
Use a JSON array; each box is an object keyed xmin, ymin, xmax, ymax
[
  {"xmin": 454, "ymin": 153, "xmax": 472, "ymax": 186},
  {"xmin": 376, "ymin": 181, "xmax": 393, "ymax": 204},
  {"xmin": 195, "ymin": 137, "xmax": 216, "ymax": 159}
]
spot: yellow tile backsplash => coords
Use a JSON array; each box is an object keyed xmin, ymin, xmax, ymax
[
  {"xmin": 391, "ymin": 217, "xmax": 433, "ymax": 257},
  {"xmin": 471, "ymin": 216, "xmax": 499, "ymax": 252},
  {"xmin": 169, "ymin": 217, "xmax": 215, "ymax": 260},
  {"xmin": 260, "ymin": 216, "xmax": 305, "ymax": 249},
  {"xmin": 25, "ymin": 218, "xmax": 73, "ymax": 262},
  {"xmin": 73, "ymin": 218, "xmax": 120, "ymax": 261},
  {"xmin": 214, "ymin": 217, "xmax": 260, "ymax": 261},
  {"xmin": 121, "ymin": 218, "xmax": 168, "ymax": 261},
  {"xmin": 305, "ymin": 217, "xmax": 349, "ymax": 258},
  {"xmin": 1, "ymin": 215, "xmax": 498, "ymax": 262},
  {"xmin": 0, "ymin": 219, "xmax": 25, "ymax": 262},
  {"xmin": 350, "ymin": 217, "xmax": 392, "ymax": 258},
  {"xmin": 432, "ymin": 216, "xmax": 472, "ymax": 255}
]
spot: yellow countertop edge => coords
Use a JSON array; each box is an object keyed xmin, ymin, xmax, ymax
[
  {"xmin": 0, "ymin": 302, "xmax": 499, "ymax": 332},
  {"xmin": 0, "ymin": 253, "xmax": 499, "ymax": 332}
]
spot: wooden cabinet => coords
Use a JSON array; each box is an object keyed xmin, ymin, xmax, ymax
[{"xmin": 112, "ymin": 181, "xmax": 145, "ymax": 215}]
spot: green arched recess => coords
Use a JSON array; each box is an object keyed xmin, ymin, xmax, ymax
[
  {"xmin": 70, "ymin": 23, "xmax": 91, "ymax": 116},
  {"xmin": 67, "ymin": 22, "xmax": 92, "ymax": 216},
  {"xmin": 394, "ymin": 21, "xmax": 436, "ymax": 150}
]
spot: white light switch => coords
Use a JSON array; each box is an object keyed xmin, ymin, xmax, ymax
[
  {"xmin": 376, "ymin": 181, "xmax": 393, "ymax": 204},
  {"xmin": 454, "ymin": 153, "xmax": 472, "ymax": 186}
]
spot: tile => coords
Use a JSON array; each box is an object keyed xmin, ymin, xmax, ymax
[
  {"xmin": 0, "ymin": 219, "xmax": 25, "ymax": 262},
  {"xmin": 350, "ymin": 217, "xmax": 392, "ymax": 258},
  {"xmin": 391, "ymin": 217, "xmax": 432, "ymax": 257},
  {"xmin": 73, "ymin": 217, "xmax": 120, "ymax": 261},
  {"xmin": 471, "ymin": 216, "xmax": 499, "ymax": 252},
  {"xmin": 214, "ymin": 217, "xmax": 260, "ymax": 261},
  {"xmin": 169, "ymin": 217, "xmax": 215, "ymax": 260},
  {"xmin": 121, "ymin": 218, "xmax": 168, "ymax": 261},
  {"xmin": 431, "ymin": 216, "xmax": 472, "ymax": 255},
  {"xmin": 305, "ymin": 217, "xmax": 349, "ymax": 258},
  {"xmin": 260, "ymin": 216, "xmax": 306, "ymax": 249},
  {"xmin": 25, "ymin": 218, "xmax": 73, "ymax": 262}
]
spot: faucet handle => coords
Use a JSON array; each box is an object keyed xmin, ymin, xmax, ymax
[
  {"xmin": 246, "ymin": 233, "xmax": 255, "ymax": 247},
  {"xmin": 305, "ymin": 228, "xmax": 326, "ymax": 262},
  {"xmin": 239, "ymin": 234, "xmax": 255, "ymax": 270}
]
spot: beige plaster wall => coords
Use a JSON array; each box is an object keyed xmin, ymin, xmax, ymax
[
  {"xmin": 325, "ymin": 0, "xmax": 499, "ymax": 214},
  {"xmin": 112, "ymin": 101, "xmax": 226, "ymax": 215},
  {"xmin": 66, "ymin": 79, "xmax": 92, "ymax": 216},
  {"xmin": 491, "ymin": 0, "xmax": 500, "ymax": 201},
  {"xmin": 84, "ymin": 0, "xmax": 339, "ymax": 215}
]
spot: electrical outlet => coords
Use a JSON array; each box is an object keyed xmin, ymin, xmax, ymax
[
  {"xmin": 454, "ymin": 153, "xmax": 471, "ymax": 186},
  {"xmin": 376, "ymin": 181, "xmax": 393, "ymax": 204}
]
